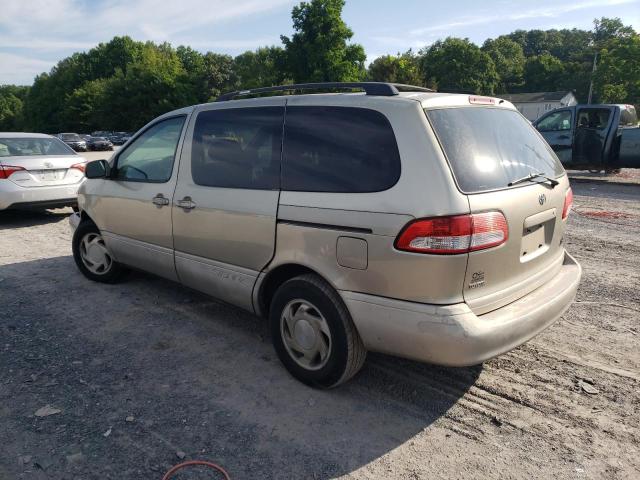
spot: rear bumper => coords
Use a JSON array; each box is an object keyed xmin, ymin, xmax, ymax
[
  {"xmin": 341, "ymin": 251, "xmax": 581, "ymax": 366},
  {"xmin": 0, "ymin": 182, "xmax": 82, "ymax": 210}
]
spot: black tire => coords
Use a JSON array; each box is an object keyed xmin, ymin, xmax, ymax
[
  {"xmin": 72, "ymin": 221, "xmax": 127, "ymax": 283},
  {"xmin": 269, "ymin": 274, "xmax": 367, "ymax": 388}
]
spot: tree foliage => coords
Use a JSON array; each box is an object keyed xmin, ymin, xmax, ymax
[
  {"xmin": 367, "ymin": 51, "xmax": 421, "ymax": 85},
  {"xmin": 0, "ymin": 85, "xmax": 29, "ymax": 130},
  {"xmin": 419, "ymin": 38, "xmax": 499, "ymax": 94},
  {"xmin": 280, "ymin": 0, "xmax": 366, "ymax": 82},
  {"xmin": 481, "ymin": 38, "xmax": 525, "ymax": 93}
]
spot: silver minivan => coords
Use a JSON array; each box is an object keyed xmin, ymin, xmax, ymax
[{"xmin": 70, "ymin": 82, "xmax": 582, "ymax": 387}]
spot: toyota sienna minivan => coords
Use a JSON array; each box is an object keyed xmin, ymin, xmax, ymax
[{"xmin": 69, "ymin": 82, "xmax": 582, "ymax": 388}]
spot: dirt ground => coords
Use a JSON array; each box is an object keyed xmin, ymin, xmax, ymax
[{"xmin": 0, "ymin": 178, "xmax": 638, "ymax": 479}]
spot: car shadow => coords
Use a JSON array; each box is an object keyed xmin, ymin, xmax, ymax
[
  {"xmin": 1, "ymin": 256, "xmax": 480, "ymax": 479},
  {"xmin": 0, "ymin": 208, "xmax": 73, "ymax": 230}
]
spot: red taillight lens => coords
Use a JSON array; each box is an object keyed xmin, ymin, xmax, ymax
[
  {"xmin": 0, "ymin": 165, "xmax": 25, "ymax": 179},
  {"xmin": 562, "ymin": 188, "xmax": 573, "ymax": 220},
  {"xmin": 395, "ymin": 211, "xmax": 508, "ymax": 254},
  {"xmin": 70, "ymin": 162, "xmax": 87, "ymax": 173}
]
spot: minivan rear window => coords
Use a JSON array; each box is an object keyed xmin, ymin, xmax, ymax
[
  {"xmin": 282, "ymin": 106, "xmax": 401, "ymax": 193},
  {"xmin": 426, "ymin": 107, "xmax": 564, "ymax": 193}
]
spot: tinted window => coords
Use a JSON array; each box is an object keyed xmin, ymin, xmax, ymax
[
  {"xmin": 191, "ymin": 107, "xmax": 283, "ymax": 190},
  {"xmin": 536, "ymin": 110, "xmax": 572, "ymax": 131},
  {"xmin": 426, "ymin": 107, "xmax": 564, "ymax": 193},
  {"xmin": 577, "ymin": 108, "xmax": 611, "ymax": 131},
  {"xmin": 115, "ymin": 116, "xmax": 185, "ymax": 182},
  {"xmin": 282, "ymin": 106, "xmax": 401, "ymax": 193}
]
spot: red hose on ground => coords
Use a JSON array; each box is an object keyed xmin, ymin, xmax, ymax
[{"xmin": 162, "ymin": 460, "xmax": 231, "ymax": 480}]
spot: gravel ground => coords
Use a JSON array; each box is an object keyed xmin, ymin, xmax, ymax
[{"xmin": 0, "ymin": 180, "xmax": 638, "ymax": 479}]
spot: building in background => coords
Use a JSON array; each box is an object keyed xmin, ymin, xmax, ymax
[{"xmin": 500, "ymin": 91, "xmax": 578, "ymax": 121}]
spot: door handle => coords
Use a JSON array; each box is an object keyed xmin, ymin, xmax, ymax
[
  {"xmin": 176, "ymin": 196, "xmax": 196, "ymax": 210},
  {"xmin": 152, "ymin": 194, "xmax": 170, "ymax": 206}
]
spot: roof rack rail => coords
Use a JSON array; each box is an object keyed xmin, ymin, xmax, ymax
[{"xmin": 215, "ymin": 82, "xmax": 434, "ymax": 102}]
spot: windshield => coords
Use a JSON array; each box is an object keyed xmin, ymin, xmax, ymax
[
  {"xmin": 0, "ymin": 137, "xmax": 76, "ymax": 157},
  {"xmin": 426, "ymin": 107, "xmax": 564, "ymax": 193}
]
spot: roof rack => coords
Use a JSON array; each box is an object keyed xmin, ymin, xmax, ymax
[{"xmin": 215, "ymin": 82, "xmax": 434, "ymax": 102}]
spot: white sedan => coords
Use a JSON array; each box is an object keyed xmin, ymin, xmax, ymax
[{"xmin": 0, "ymin": 133, "xmax": 86, "ymax": 211}]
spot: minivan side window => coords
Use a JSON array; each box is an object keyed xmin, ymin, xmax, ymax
[
  {"xmin": 115, "ymin": 116, "xmax": 185, "ymax": 182},
  {"xmin": 282, "ymin": 106, "xmax": 401, "ymax": 193},
  {"xmin": 191, "ymin": 107, "xmax": 284, "ymax": 190},
  {"xmin": 536, "ymin": 110, "xmax": 572, "ymax": 132}
]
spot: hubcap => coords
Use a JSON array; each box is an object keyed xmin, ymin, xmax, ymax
[
  {"xmin": 280, "ymin": 299, "xmax": 332, "ymax": 371},
  {"xmin": 79, "ymin": 232, "xmax": 112, "ymax": 275}
]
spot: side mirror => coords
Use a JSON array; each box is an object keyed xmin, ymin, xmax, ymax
[{"xmin": 85, "ymin": 159, "xmax": 110, "ymax": 179}]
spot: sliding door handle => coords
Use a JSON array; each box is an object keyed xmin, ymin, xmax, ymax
[
  {"xmin": 176, "ymin": 196, "xmax": 196, "ymax": 210},
  {"xmin": 152, "ymin": 194, "xmax": 170, "ymax": 206}
]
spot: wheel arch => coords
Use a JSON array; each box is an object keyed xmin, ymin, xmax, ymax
[{"xmin": 255, "ymin": 263, "xmax": 332, "ymax": 318}]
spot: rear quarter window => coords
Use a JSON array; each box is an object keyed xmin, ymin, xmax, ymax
[
  {"xmin": 282, "ymin": 106, "xmax": 401, "ymax": 193},
  {"xmin": 426, "ymin": 107, "xmax": 565, "ymax": 193}
]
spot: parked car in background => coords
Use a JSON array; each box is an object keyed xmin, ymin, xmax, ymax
[
  {"xmin": 0, "ymin": 133, "xmax": 86, "ymax": 211},
  {"xmin": 57, "ymin": 132, "xmax": 87, "ymax": 151},
  {"xmin": 69, "ymin": 82, "xmax": 581, "ymax": 388},
  {"xmin": 87, "ymin": 136, "xmax": 113, "ymax": 151},
  {"xmin": 109, "ymin": 132, "xmax": 129, "ymax": 145},
  {"xmin": 80, "ymin": 134, "xmax": 91, "ymax": 142},
  {"xmin": 91, "ymin": 130, "xmax": 113, "ymax": 138},
  {"xmin": 534, "ymin": 104, "xmax": 639, "ymax": 172}
]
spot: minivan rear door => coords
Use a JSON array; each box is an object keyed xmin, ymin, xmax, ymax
[
  {"xmin": 426, "ymin": 106, "xmax": 570, "ymax": 315},
  {"xmin": 171, "ymin": 97, "xmax": 285, "ymax": 311}
]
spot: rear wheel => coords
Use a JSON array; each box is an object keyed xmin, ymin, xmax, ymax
[
  {"xmin": 269, "ymin": 274, "xmax": 367, "ymax": 388},
  {"xmin": 72, "ymin": 221, "xmax": 127, "ymax": 283}
]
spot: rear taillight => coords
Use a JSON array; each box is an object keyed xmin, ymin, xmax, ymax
[
  {"xmin": 395, "ymin": 211, "xmax": 508, "ymax": 254},
  {"xmin": 70, "ymin": 162, "xmax": 87, "ymax": 173},
  {"xmin": 0, "ymin": 165, "xmax": 25, "ymax": 179},
  {"xmin": 562, "ymin": 188, "xmax": 573, "ymax": 220}
]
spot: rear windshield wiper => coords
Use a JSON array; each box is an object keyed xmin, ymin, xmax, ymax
[{"xmin": 508, "ymin": 172, "xmax": 559, "ymax": 188}]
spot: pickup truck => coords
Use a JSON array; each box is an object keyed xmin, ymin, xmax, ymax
[{"xmin": 534, "ymin": 104, "xmax": 639, "ymax": 172}]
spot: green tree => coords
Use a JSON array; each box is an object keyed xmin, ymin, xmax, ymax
[
  {"xmin": 419, "ymin": 38, "xmax": 499, "ymax": 94},
  {"xmin": 594, "ymin": 33, "xmax": 640, "ymax": 106},
  {"xmin": 367, "ymin": 50, "xmax": 422, "ymax": 85},
  {"xmin": 234, "ymin": 47, "xmax": 287, "ymax": 89},
  {"xmin": 522, "ymin": 53, "xmax": 565, "ymax": 92},
  {"xmin": 63, "ymin": 79, "xmax": 109, "ymax": 132},
  {"xmin": 281, "ymin": 0, "xmax": 366, "ymax": 82},
  {"xmin": 99, "ymin": 42, "xmax": 192, "ymax": 130},
  {"xmin": 593, "ymin": 17, "xmax": 636, "ymax": 44},
  {"xmin": 482, "ymin": 38, "xmax": 525, "ymax": 92},
  {"xmin": 0, "ymin": 85, "xmax": 29, "ymax": 130},
  {"xmin": 177, "ymin": 47, "xmax": 236, "ymax": 102}
]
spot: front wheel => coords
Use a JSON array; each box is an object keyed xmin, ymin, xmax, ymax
[
  {"xmin": 269, "ymin": 274, "xmax": 367, "ymax": 388},
  {"xmin": 72, "ymin": 221, "xmax": 127, "ymax": 283}
]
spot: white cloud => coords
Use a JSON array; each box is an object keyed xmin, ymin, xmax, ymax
[
  {"xmin": 0, "ymin": 0, "xmax": 295, "ymax": 84},
  {"xmin": 0, "ymin": 0, "xmax": 294, "ymax": 42},
  {"xmin": 409, "ymin": 0, "xmax": 639, "ymax": 36},
  {"xmin": 0, "ymin": 52, "xmax": 55, "ymax": 85}
]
